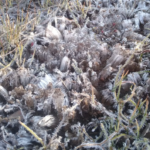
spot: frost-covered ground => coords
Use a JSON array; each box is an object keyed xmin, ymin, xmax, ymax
[{"xmin": 0, "ymin": 0, "xmax": 150, "ymax": 150}]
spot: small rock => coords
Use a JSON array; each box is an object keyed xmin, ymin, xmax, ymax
[
  {"xmin": 46, "ymin": 22, "xmax": 62, "ymax": 40},
  {"xmin": 38, "ymin": 115, "xmax": 55, "ymax": 128}
]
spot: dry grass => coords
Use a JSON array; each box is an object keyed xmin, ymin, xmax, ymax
[
  {"xmin": 1, "ymin": 1, "xmax": 150, "ymax": 150},
  {"xmin": 0, "ymin": 2, "xmax": 41, "ymax": 70}
]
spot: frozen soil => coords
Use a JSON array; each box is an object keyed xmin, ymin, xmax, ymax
[{"xmin": 0, "ymin": 0, "xmax": 150, "ymax": 150}]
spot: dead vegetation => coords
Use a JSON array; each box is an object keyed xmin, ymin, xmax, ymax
[{"xmin": 0, "ymin": 0, "xmax": 150, "ymax": 150}]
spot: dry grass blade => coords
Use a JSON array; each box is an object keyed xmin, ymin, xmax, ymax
[
  {"xmin": 19, "ymin": 121, "xmax": 46, "ymax": 149},
  {"xmin": 130, "ymin": 99, "xmax": 140, "ymax": 123},
  {"xmin": 135, "ymin": 119, "xmax": 140, "ymax": 138}
]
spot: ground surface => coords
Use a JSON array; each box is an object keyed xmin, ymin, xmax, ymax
[{"xmin": 0, "ymin": 0, "xmax": 150, "ymax": 150}]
